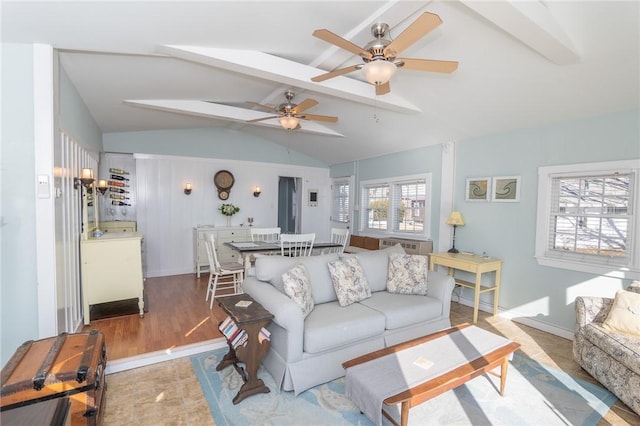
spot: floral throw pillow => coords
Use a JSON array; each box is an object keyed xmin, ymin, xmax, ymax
[
  {"xmin": 282, "ymin": 264, "xmax": 314, "ymax": 317},
  {"xmin": 603, "ymin": 289, "xmax": 640, "ymax": 336},
  {"xmin": 386, "ymin": 253, "xmax": 428, "ymax": 295},
  {"xmin": 328, "ymin": 257, "xmax": 371, "ymax": 307}
]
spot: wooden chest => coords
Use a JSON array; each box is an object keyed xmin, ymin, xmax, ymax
[{"xmin": 0, "ymin": 330, "xmax": 107, "ymax": 426}]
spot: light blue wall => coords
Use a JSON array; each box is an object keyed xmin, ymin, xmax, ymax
[
  {"xmin": 454, "ymin": 109, "xmax": 639, "ymax": 333},
  {"xmin": 1, "ymin": 43, "xmax": 39, "ymax": 366},
  {"xmin": 59, "ymin": 63, "xmax": 102, "ymax": 152},
  {"xmin": 0, "ymin": 46, "xmax": 103, "ymax": 367},
  {"xmin": 103, "ymin": 128, "xmax": 328, "ymax": 168},
  {"xmin": 330, "ymin": 144, "xmax": 444, "ymax": 244}
]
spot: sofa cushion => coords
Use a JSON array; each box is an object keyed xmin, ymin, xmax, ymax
[
  {"xmin": 603, "ymin": 290, "xmax": 640, "ymax": 336},
  {"xmin": 328, "ymin": 257, "xmax": 371, "ymax": 306},
  {"xmin": 303, "ymin": 302, "xmax": 385, "ymax": 353},
  {"xmin": 582, "ymin": 322, "xmax": 640, "ymax": 376},
  {"xmin": 359, "ymin": 291, "xmax": 443, "ymax": 330},
  {"xmin": 343, "ymin": 244, "xmax": 406, "ymax": 292},
  {"xmin": 386, "ymin": 253, "xmax": 428, "ymax": 295},
  {"xmin": 282, "ymin": 264, "xmax": 314, "ymax": 318},
  {"xmin": 255, "ymin": 253, "xmax": 339, "ymax": 304}
]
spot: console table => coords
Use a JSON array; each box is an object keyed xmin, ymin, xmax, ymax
[
  {"xmin": 216, "ymin": 294, "xmax": 273, "ymax": 404},
  {"xmin": 429, "ymin": 252, "xmax": 502, "ymax": 324}
]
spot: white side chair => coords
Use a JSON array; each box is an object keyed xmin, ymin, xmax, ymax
[
  {"xmin": 329, "ymin": 228, "xmax": 350, "ymax": 254},
  {"xmin": 250, "ymin": 227, "xmax": 281, "ymax": 243},
  {"xmin": 280, "ymin": 233, "xmax": 315, "ymax": 257},
  {"xmin": 204, "ymin": 233, "xmax": 244, "ymax": 308}
]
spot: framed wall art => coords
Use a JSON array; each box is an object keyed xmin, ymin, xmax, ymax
[
  {"xmin": 465, "ymin": 177, "xmax": 491, "ymax": 201},
  {"xmin": 492, "ymin": 176, "xmax": 521, "ymax": 202}
]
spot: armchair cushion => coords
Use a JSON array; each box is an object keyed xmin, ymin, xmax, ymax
[{"xmin": 603, "ymin": 290, "xmax": 640, "ymax": 336}]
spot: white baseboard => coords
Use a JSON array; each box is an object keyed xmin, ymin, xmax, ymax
[
  {"xmin": 456, "ymin": 296, "xmax": 574, "ymax": 340},
  {"xmin": 105, "ymin": 338, "xmax": 227, "ymax": 374}
]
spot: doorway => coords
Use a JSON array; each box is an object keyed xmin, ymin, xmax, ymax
[{"xmin": 278, "ymin": 176, "xmax": 301, "ymax": 233}]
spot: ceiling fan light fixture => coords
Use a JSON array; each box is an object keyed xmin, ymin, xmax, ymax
[
  {"xmin": 279, "ymin": 115, "xmax": 299, "ymax": 130},
  {"xmin": 362, "ymin": 60, "xmax": 397, "ymax": 85}
]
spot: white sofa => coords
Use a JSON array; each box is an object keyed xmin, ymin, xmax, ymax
[{"xmin": 242, "ymin": 245, "xmax": 455, "ymax": 395}]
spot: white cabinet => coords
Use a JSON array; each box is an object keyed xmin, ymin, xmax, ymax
[
  {"xmin": 193, "ymin": 226, "xmax": 250, "ymax": 277},
  {"xmin": 80, "ymin": 232, "xmax": 144, "ymax": 325}
]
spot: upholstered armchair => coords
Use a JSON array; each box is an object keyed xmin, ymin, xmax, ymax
[{"xmin": 573, "ymin": 287, "xmax": 640, "ymax": 415}]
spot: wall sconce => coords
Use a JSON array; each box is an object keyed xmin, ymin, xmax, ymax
[
  {"xmin": 74, "ymin": 167, "xmax": 95, "ymax": 190},
  {"xmin": 96, "ymin": 179, "xmax": 108, "ymax": 195},
  {"xmin": 446, "ymin": 211, "xmax": 465, "ymax": 253},
  {"xmin": 184, "ymin": 182, "xmax": 192, "ymax": 195},
  {"xmin": 253, "ymin": 186, "xmax": 261, "ymax": 197}
]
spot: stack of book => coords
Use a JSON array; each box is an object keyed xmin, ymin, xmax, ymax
[
  {"xmin": 219, "ymin": 316, "xmax": 248, "ymax": 349},
  {"xmin": 259, "ymin": 327, "xmax": 271, "ymax": 344}
]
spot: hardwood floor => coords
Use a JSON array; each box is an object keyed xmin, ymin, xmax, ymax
[{"xmin": 82, "ymin": 273, "xmax": 227, "ymax": 359}]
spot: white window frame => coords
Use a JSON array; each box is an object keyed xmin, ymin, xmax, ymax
[
  {"xmin": 360, "ymin": 173, "xmax": 431, "ymax": 238},
  {"xmin": 331, "ymin": 177, "xmax": 352, "ymax": 224},
  {"xmin": 535, "ymin": 159, "xmax": 640, "ymax": 278}
]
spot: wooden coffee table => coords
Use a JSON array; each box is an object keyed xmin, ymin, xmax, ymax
[{"xmin": 343, "ymin": 324, "xmax": 520, "ymax": 426}]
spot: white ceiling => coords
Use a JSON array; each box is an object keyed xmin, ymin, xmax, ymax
[{"xmin": 3, "ymin": 1, "xmax": 638, "ymax": 165}]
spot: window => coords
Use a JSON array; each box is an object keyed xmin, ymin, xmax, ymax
[
  {"xmin": 361, "ymin": 174, "xmax": 431, "ymax": 237},
  {"xmin": 331, "ymin": 178, "xmax": 350, "ymax": 223},
  {"xmin": 535, "ymin": 160, "xmax": 639, "ymax": 277}
]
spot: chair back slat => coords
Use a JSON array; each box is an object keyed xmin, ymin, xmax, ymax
[
  {"xmin": 330, "ymin": 228, "xmax": 350, "ymax": 253},
  {"xmin": 280, "ymin": 233, "xmax": 315, "ymax": 257},
  {"xmin": 251, "ymin": 227, "xmax": 281, "ymax": 243}
]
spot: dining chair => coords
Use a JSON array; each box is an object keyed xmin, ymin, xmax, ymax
[
  {"xmin": 280, "ymin": 233, "xmax": 315, "ymax": 257},
  {"xmin": 329, "ymin": 228, "xmax": 350, "ymax": 254},
  {"xmin": 204, "ymin": 233, "xmax": 244, "ymax": 308},
  {"xmin": 250, "ymin": 227, "xmax": 281, "ymax": 243}
]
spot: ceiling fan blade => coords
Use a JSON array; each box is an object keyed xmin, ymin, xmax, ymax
[
  {"xmin": 299, "ymin": 113, "xmax": 338, "ymax": 123},
  {"xmin": 383, "ymin": 12, "xmax": 442, "ymax": 57},
  {"xmin": 398, "ymin": 58, "xmax": 458, "ymax": 73},
  {"xmin": 292, "ymin": 98, "xmax": 318, "ymax": 114},
  {"xmin": 246, "ymin": 115, "xmax": 278, "ymax": 123},
  {"xmin": 313, "ymin": 29, "xmax": 372, "ymax": 59},
  {"xmin": 245, "ymin": 101, "xmax": 275, "ymax": 112},
  {"xmin": 376, "ymin": 81, "xmax": 391, "ymax": 96},
  {"xmin": 311, "ymin": 65, "xmax": 361, "ymax": 82}
]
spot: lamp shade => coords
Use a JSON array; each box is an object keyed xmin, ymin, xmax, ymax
[
  {"xmin": 362, "ymin": 60, "xmax": 397, "ymax": 85},
  {"xmin": 279, "ymin": 115, "xmax": 299, "ymax": 130},
  {"xmin": 446, "ymin": 211, "xmax": 465, "ymax": 226}
]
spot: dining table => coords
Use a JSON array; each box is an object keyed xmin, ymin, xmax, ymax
[{"xmin": 225, "ymin": 240, "xmax": 344, "ymax": 275}]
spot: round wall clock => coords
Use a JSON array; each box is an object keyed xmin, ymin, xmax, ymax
[{"xmin": 214, "ymin": 170, "xmax": 235, "ymax": 200}]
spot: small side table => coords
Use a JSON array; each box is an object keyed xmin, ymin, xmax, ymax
[
  {"xmin": 429, "ymin": 252, "xmax": 502, "ymax": 324},
  {"xmin": 216, "ymin": 294, "xmax": 273, "ymax": 404}
]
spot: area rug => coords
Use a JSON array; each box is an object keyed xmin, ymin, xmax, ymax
[{"xmin": 191, "ymin": 348, "xmax": 617, "ymax": 425}]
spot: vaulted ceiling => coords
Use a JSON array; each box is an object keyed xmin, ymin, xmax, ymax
[{"xmin": 3, "ymin": 1, "xmax": 638, "ymax": 165}]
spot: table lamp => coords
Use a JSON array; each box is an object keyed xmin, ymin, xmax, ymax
[{"xmin": 446, "ymin": 211, "xmax": 465, "ymax": 253}]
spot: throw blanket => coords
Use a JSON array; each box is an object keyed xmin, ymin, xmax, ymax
[{"xmin": 345, "ymin": 327, "xmax": 513, "ymax": 426}]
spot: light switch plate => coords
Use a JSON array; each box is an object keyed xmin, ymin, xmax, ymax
[{"xmin": 37, "ymin": 175, "xmax": 50, "ymax": 198}]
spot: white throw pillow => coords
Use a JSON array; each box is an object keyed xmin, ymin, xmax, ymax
[
  {"xmin": 328, "ymin": 257, "xmax": 371, "ymax": 306},
  {"xmin": 386, "ymin": 253, "xmax": 428, "ymax": 295},
  {"xmin": 602, "ymin": 289, "xmax": 640, "ymax": 336},
  {"xmin": 282, "ymin": 264, "xmax": 314, "ymax": 317}
]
